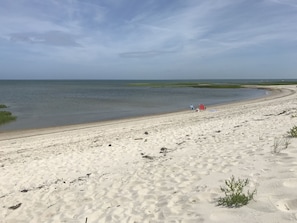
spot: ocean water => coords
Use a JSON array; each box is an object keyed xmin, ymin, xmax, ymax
[{"xmin": 0, "ymin": 80, "xmax": 267, "ymax": 131}]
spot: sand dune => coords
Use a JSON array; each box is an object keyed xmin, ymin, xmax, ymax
[{"xmin": 1, "ymin": 85, "xmax": 297, "ymax": 223}]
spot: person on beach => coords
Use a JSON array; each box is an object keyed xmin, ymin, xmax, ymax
[{"xmin": 190, "ymin": 104, "xmax": 194, "ymax": 110}]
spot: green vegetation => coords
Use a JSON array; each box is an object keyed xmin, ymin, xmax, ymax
[
  {"xmin": 288, "ymin": 126, "xmax": 297, "ymax": 138},
  {"xmin": 191, "ymin": 84, "xmax": 242, "ymax": 89},
  {"xmin": 0, "ymin": 104, "xmax": 16, "ymax": 125},
  {"xmin": 0, "ymin": 111, "xmax": 16, "ymax": 125},
  {"xmin": 128, "ymin": 80, "xmax": 297, "ymax": 89},
  {"xmin": 128, "ymin": 82, "xmax": 242, "ymax": 88},
  {"xmin": 217, "ymin": 176, "xmax": 256, "ymax": 208},
  {"xmin": 253, "ymin": 81, "xmax": 297, "ymax": 86}
]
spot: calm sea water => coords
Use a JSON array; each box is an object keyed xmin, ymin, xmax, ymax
[{"xmin": 0, "ymin": 80, "xmax": 267, "ymax": 131}]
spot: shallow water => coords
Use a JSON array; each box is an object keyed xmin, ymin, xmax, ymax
[{"xmin": 0, "ymin": 80, "xmax": 267, "ymax": 131}]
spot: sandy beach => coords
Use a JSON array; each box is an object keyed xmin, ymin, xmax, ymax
[{"xmin": 1, "ymin": 85, "xmax": 297, "ymax": 223}]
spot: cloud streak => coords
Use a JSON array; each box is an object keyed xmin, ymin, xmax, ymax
[
  {"xmin": 9, "ymin": 31, "xmax": 81, "ymax": 47},
  {"xmin": 119, "ymin": 50, "xmax": 177, "ymax": 58},
  {"xmin": 0, "ymin": 0, "xmax": 296, "ymax": 79}
]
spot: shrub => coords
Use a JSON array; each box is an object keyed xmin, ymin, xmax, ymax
[
  {"xmin": 288, "ymin": 126, "xmax": 297, "ymax": 138},
  {"xmin": 0, "ymin": 111, "xmax": 17, "ymax": 125},
  {"xmin": 217, "ymin": 175, "xmax": 256, "ymax": 208},
  {"xmin": 0, "ymin": 104, "xmax": 7, "ymax": 109},
  {"xmin": 272, "ymin": 137, "xmax": 291, "ymax": 153}
]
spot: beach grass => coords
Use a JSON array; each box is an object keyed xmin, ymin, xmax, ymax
[
  {"xmin": 272, "ymin": 137, "xmax": 291, "ymax": 153},
  {"xmin": 288, "ymin": 126, "xmax": 297, "ymax": 137},
  {"xmin": 217, "ymin": 176, "xmax": 256, "ymax": 208}
]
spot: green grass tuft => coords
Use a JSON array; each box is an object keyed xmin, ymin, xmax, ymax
[
  {"xmin": 217, "ymin": 176, "xmax": 256, "ymax": 208},
  {"xmin": 288, "ymin": 126, "xmax": 297, "ymax": 138}
]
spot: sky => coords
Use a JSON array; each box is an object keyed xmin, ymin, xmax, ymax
[{"xmin": 0, "ymin": 0, "xmax": 296, "ymax": 80}]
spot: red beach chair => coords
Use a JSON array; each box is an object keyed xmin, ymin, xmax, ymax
[{"xmin": 199, "ymin": 104, "xmax": 206, "ymax": 111}]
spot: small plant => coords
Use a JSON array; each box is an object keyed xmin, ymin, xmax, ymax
[
  {"xmin": 0, "ymin": 104, "xmax": 7, "ymax": 109},
  {"xmin": 272, "ymin": 137, "xmax": 291, "ymax": 153},
  {"xmin": 288, "ymin": 126, "xmax": 297, "ymax": 138},
  {"xmin": 217, "ymin": 175, "xmax": 256, "ymax": 208},
  {"xmin": 0, "ymin": 111, "xmax": 17, "ymax": 125}
]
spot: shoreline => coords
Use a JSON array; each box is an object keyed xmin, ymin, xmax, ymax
[
  {"xmin": 1, "ymin": 84, "xmax": 297, "ymax": 222},
  {"xmin": 0, "ymin": 80, "xmax": 268, "ymax": 133},
  {"xmin": 0, "ymin": 85, "xmax": 286, "ymax": 141}
]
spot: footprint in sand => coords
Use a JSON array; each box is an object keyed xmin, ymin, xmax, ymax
[
  {"xmin": 283, "ymin": 178, "xmax": 297, "ymax": 188},
  {"xmin": 276, "ymin": 199, "xmax": 297, "ymax": 211},
  {"xmin": 209, "ymin": 211, "xmax": 239, "ymax": 222}
]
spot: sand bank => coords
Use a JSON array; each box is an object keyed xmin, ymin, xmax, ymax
[{"xmin": 0, "ymin": 85, "xmax": 297, "ymax": 223}]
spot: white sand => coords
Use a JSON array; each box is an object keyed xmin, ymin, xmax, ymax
[{"xmin": 1, "ymin": 85, "xmax": 297, "ymax": 223}]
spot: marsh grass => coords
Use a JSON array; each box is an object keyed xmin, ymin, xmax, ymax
[
  {"xmin": 0, "ymin": 111, "xmax": 17, "ymax": 125},
  {"xmin": 0, "ymin": 104, "xmax": 8, "ymax": 109},
  {"xmin": 217, "ymin": 176, "xmax": 256, "ymax": 208},
  {"xmin": 128, "ymin": 80, "xmax": 297, "ymax": 88},
  {"xmin": 129, "ymin": 82, "xmax": 242, "ymax": 88}
]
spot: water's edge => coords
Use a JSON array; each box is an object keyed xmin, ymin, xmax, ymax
[{"xmin": 0, "ymin": 80, "xmax": 271, "ymax": 132}]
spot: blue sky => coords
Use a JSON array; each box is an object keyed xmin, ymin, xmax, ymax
[{"xmin": 0, "ymin": 0, "xmax": 296, "ymax": 80}]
